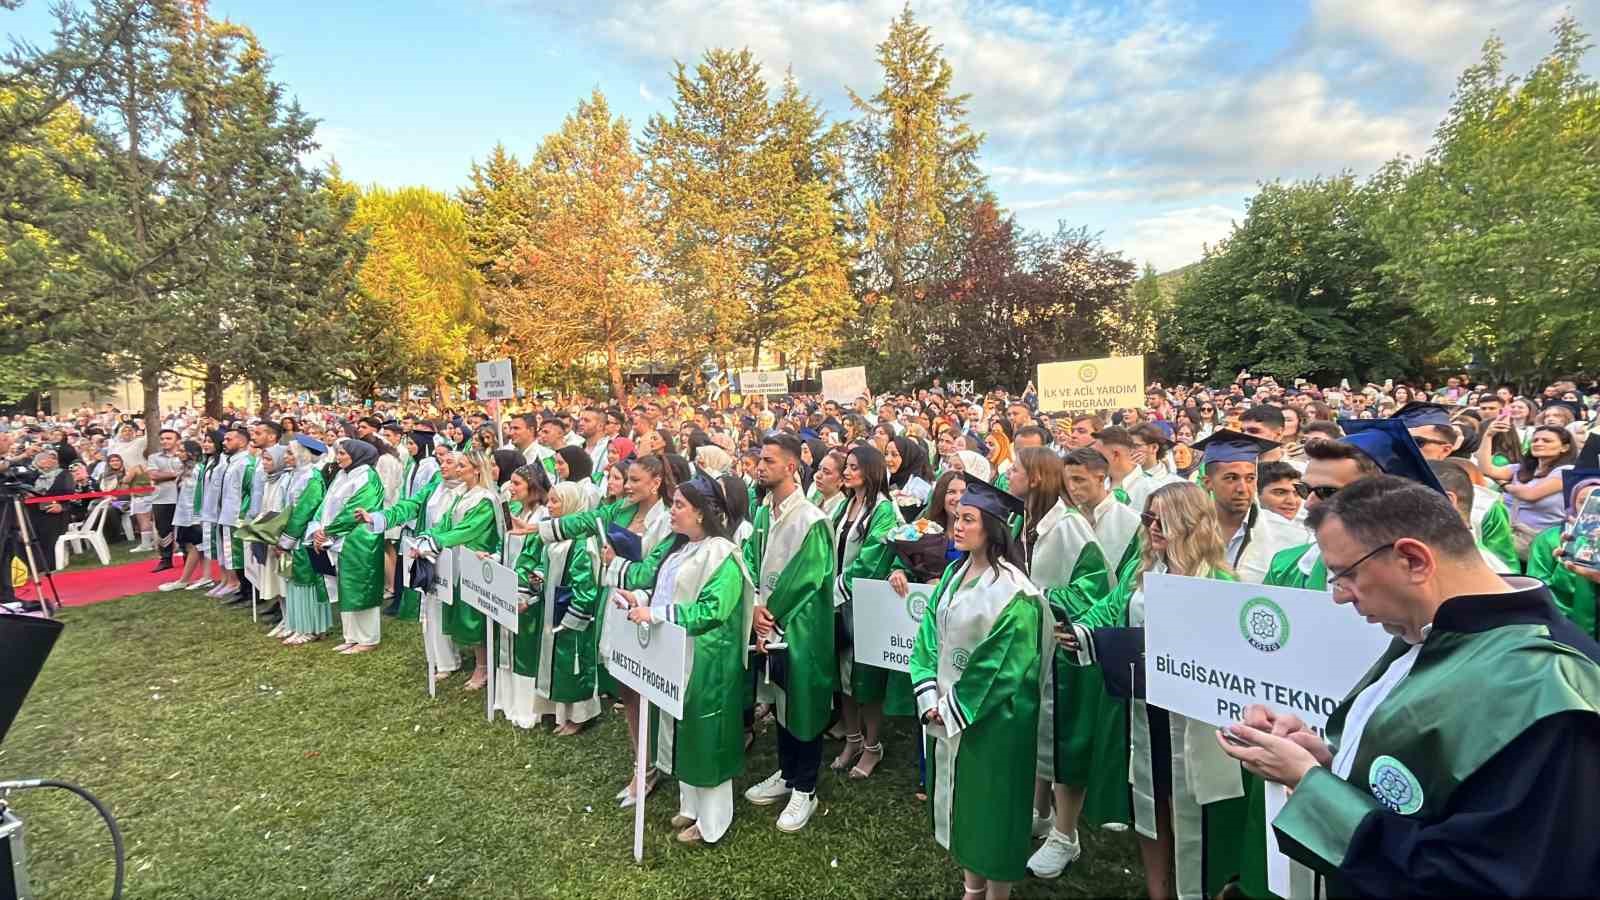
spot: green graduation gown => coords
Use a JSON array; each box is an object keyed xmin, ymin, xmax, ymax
[
  {"xmin": 372, "ymin": 469, "xmax": 443, "ymax": 622},
  {"xmin": 1067, "ymin": 562, "xmax": 1248, "ymax": 899},
  {"xmin": 614, "ymin": 537, "xmax": 755, "ymax": 788},
  {"xmin": 319, "ymin": 467, "xmax": 386, "ymax": 612},
  {"xmin": 549, "ymin": 497, "xmax": 674, "ymax": 696},
  {"xmin": 1026, "ymin": 500, "xmax": 1114, "ymax": 791},
  {"xmin": 833, "ymin": 496, "xmax": 913, "ymax": 712},
  {"xmin": 1273, "ymin": 580, "xmax": 1600, "ymax": 897},
  {"xmin": 279, "ymin": 470, "xmax": 328, "ymax": 591},
  {"xmin": 1525, "ymin": 524, "xmax": 1597, "ymax": 637},
  {"xmin": 416, "ymin": 490, "xmax": 501, "ymax": 647},
  {"xmin": 510, "ymin": 528, "xmax": 600, "ymax": 702},
  {"xmin": 1476, "ymin": 498, "xmax": 1519, "ymax": 572},
  {"xmin": 910, "ymin": 558, "xmax": 1047, "ymax": 883},
  {"xmin": 1236, "ymin": 543, "xmax": 1328, "ymax": 900},
  {"xmin": 744, "ymin": 488, "xmax": 838, "ymax": 740}
]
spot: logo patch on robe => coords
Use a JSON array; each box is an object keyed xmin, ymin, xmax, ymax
[
  {"xmin": 951, "ymin": 647, "xmax": 971, "ymax": 670},
  {"xmin": 906, "ymin": 590, "xmax": 930, "ymax": 622},
  {"xmin": 1368, "ymin": 755, "xmax": 1424, "ymax": 815},
  {"xmin": 1239, "ymin": 596, "xmax": 1290, "ymax": 652}
]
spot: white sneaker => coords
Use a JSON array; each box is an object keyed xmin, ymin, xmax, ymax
[
  {"xmin": 775, "ymin": 789, "xmax": 817, "ymax": 833},
  {"xmin": 158, "ymin": 580, "xmax": 186, "ymax": 592},
  {"xmin": 188, "ymin": 579, "xmax": 215, "ymax": 591},
  {"xmin": 1026, "ymin": 827, "xmax": 1081, "ymax": 879},
  {"xmin": 1031, "ymin": 810, "xmax": 1053, "ymax": 839},
  {"xmin": 743, "ymin": 770, "xmax": 791, "ymax": 806}
]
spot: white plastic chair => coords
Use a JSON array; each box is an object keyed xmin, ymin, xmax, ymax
[{"xmin": 56, "ymin": 497, "xmax": 112, "ymax": 566}]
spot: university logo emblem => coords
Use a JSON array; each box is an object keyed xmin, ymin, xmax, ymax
[
  {"xmin": 481, "ymin": 561, "xmax": 494, "ymax": 582},
  {"xmin": 951, "ymin": 647, "xmax": 971, "ymax": 670},
  {"xmin": 1239, "ymin": 596, "xmax": 1290, "ymax": 652},
  {"xmin": 1368, "ymin": 755, "xmax": 1424, "ymax": 815},
  {"xmin": 906, "ymin": 590, "xmax": 930, "ymax": 622},
  {"xmin": 636, "ymin": 622, "xmax": 652, "ymax": 649},
  {"xmin": 1077, "ymin": 363, "xmax": 1099, "ymax": 383}
]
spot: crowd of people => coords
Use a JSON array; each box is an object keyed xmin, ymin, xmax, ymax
[{"xmin": 3, "ymin": 370, "xmax": 1599, "ymax": 898}]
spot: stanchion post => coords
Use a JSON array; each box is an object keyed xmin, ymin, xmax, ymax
[{"xmin": 634, "ymin": 700, "xmax": 650, "ymax": 863}]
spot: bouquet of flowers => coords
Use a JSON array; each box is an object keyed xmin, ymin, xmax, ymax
[{"xmin": 888, "ymin": 520, "xmax": 950, "ymax": 583}]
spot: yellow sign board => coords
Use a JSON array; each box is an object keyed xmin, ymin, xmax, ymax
[{"xmin": 1036, "ymin": 355, "xmax": 1146, "ymax": 415}]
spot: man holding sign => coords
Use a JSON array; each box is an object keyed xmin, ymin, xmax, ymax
[{"xmin": 1220, "ymin": 477, "xmax": 1600, "ymax": 897}]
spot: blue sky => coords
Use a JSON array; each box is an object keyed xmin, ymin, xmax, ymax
[{"xmin": 7, "ymin": 0, "xmax": 1594, "ymax": 269}]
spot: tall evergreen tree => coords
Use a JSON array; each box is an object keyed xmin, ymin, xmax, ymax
[{"xmin": 845, "ymin": 4, "xmax": 986, "ymax": 386}]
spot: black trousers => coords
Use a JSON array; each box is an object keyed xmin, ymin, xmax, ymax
[
  {"xmin": 153, "ymin": 503, "xmax": 176, "ymax": 563},
  {"xmin": 777, "ymin": 724, "xmax": 821, "ymax": 793}
]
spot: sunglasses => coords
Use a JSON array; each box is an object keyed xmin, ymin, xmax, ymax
[
  {"xmin": 1139, "ymin": 511, "xmax": 1161, "ymax": 529},
  {"xmin": 1293, "ymin": 482, "xmax": 1342, "ymax": 501}
]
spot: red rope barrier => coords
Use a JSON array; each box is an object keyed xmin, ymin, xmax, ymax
[{"xmin": 22, "ymin": 486, "xmax": 154, "ymax": 505}]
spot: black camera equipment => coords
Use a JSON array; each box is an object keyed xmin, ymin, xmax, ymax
[
  {"xmin": 1, "ymin": 613, "xmax": 123, "ymax": 900},
  {"xmin": 0, "ymin": 474, "xmax": 62, "ymax": 616}
]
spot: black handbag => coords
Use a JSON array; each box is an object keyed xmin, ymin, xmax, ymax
[
  {"xmin": 308, "ymin": 545, "xmax": 337, "ymax": 577},
  {"xmin": 407, "ymin": 555, "xmax": 437, "ymax": 591}
]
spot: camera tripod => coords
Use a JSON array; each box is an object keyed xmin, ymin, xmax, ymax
[{"xmin": 1, "ymin": 491, "xmax": 61, "ymax": 617}]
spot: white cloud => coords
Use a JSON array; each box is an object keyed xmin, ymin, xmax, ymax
[
  {"xmin": 1118, "ymin": 205, "xmax": 1242, "ymax": 273},
  {"xmin": 1308, "ymin": 0, "xmax": 1594, "ymax": 84},
  {"xmin": 638, "ymin": 81, "xmax": 657, "ymax": 103},
  {"xmin": 495, "ymin": 0, "xmax": 1596, "ymax": 268}
]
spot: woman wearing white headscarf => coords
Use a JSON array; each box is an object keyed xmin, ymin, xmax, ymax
[
  {"xmin": 309, "ymin": 439, "xmax": 387, "ymax": 654},
  {"xmin": 511, "ymin": 480, "xmax": 603, "ymax": 733},
  {"xmin": 276, "ymin": 436, "xmax": 333, "ymax": 645},
  {"xmin": 248, "ymin": 444, "xmax": 292, "ymax": 625},
  {"xmin": 950, "ymin": 450, "xmax": 993, "ymax": 483}
]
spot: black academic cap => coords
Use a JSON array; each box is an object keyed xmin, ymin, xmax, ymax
[
  {"xmin": 960, "ymin": 476, "xmax": 1024, "ymax": 522},
  {"xmin": 1192, "ymin": 429, "xmax": 1280, "ymax": 465},
  {"xmin": 1561, "ymin": 469, "xmax": 1600, "ymax": 511},
  {"xmin": 1545, "ymin": 399, "xmax": 1587, "ymax": 421},
  {"xmin": 1338, "ymin": 418, "xmax": 1446, "ymax": 494},
  {"xmin": 1389, "ymin": 401, "xmax": 1454, "ymax": 428},
  {"xmin": 1578, "ymin": 433, "xmax": 1600, "ymax": 470}
]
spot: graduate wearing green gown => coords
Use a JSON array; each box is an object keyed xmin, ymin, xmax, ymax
[
  {"xmin": 366, "ymin": 451, "xmax": 463, "ymax": 681},
  {"xmin": 311, "ymin": 440, "xmax": 387, "ymax": 651},
  {"xmin": 387, "ymin": 432, "xmax": 442, "ymax": 621},
  {"xmin": 275, "ymin": 437, "xmax": 331, "ymax": 642},
  {"xmin": 1062, "ymin": 482, "xmax": 1247, "ymax": 900},
  {"xmin": 741, "ymin": 436, "xmax": 838, "ymax": 830},
  {"xmin": 910, "ymin": 478, "xmax": 1049, "ymax": 891},
  {"xmin": 513, "ymin": 481, "xmax": 602, "ymax": 729},
  {"xmin": 830, "ymin": 444, "xmax": 909, "ymax": 776},
  {"xmin": 608, "ymin": 476, "xmax": 755, "ymax": 845},
  {"xmin": 414, "ymin": 457, "xmax": 503, "ymax": 686},
  {"xmin": 1525, "ymin": 470, "xmax": 1600, "ymax": 638},
  {"xmin": 1010, "ymin": 446, "xmax": 1113, "ymax": 879}
]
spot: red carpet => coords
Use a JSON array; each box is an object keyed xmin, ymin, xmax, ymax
[{"xmin": 15, "ymin": 559, "xmax": 177, "ymax": 608}]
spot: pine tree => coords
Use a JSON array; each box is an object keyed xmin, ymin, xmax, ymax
[{"xmin": 845, "ymin": 4, "xmax": 986, "ymax": 386}]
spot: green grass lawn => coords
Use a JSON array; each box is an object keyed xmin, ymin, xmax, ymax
[{"xmin": 2, "ymin": 593, "xmax": 1144, "ymax": 899}]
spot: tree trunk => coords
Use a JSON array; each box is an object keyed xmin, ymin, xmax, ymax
[
  {"xmin": 750, "ymin": 338, "xmax": 762, "ymax": 370},
  {"xmin": 141, "ymin": 366, "xmax": 161, "ymax": 434},
  {"xmin": 204, "ymin": 363, "xmax": 224, "ymax": 419},
  {"xmin": 606, "ymin": 343, "xmax": 624, "ymax": 403},
  {"xmin": 255, "ymin": 378, "xmax": 271, "ymax": 418}
]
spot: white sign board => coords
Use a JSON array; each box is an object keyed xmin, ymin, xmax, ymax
[
  {"xmin": 821, "ymin": 366, "xmax": 869, "ymax": 404},
  {"xmin": 1144, "ymin": 573, "xmax": 1394, "ymax": 899},
  {"xmin": 851, "ymin": 577, "xmax": 933, "ymax": 673},
  {"xmin": 1143, "ymin": 573, "xmax": 1391, "ymax": 732},
  {"xmin": 432, "ymin": 546, "xmax": 456, "ymax": 605},
  {"xmin": 738, "ymin": 370, "xmax": 788, "ymax": 396},
  {"xmin": 601, "ymin": 607, "xmax": 690, "ymax": 719},
  {"xmin": 475, "ymin": 358, "xmax": 515, "ymax": 401},
  {"xmin": 459, "ymin": 556, "xmax": 521, "ymax": 632}
]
